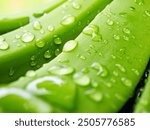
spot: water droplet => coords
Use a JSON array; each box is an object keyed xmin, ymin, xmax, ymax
[
  {"xmin": 91, "ymin": 62, "xmax": 108, "ymax": 77},
  {"xmin": 113, "ymin": 34, "xmax": 120, "ymax": 40},
  {"xmin": 79, "ymin": 55, "xmax": 86, "ymax": 60},
  {"xmin": 15, "ymin": 34, "xmax": 21, "ymax": 39},
  {"xmin": 21, "ymin": 32, "xmax": 34, "ymax": 43},
  {"xmin": 145, "ymin": 10, "xmax": 150, "ymax": 17},
  {"xmin": 63, "ymin": 40, "xmax": 78, "ymax": 52},
  {"xmin": 91, "ymin": 80, "xmax": 98, "ymax": 88},
  {"xmin": 30, "ymin": 61, "xmax": 37, "ymax": 67},
  {"xmin": 31, "ymin": 55, "xmax": 36, "ymax": 61},
  {"xmin": 92, "ymin": 33, "xmax": 102, "ymax": 42},
  {"xmin": 35, "ymin": 40, "xmax": 45, "ymax": 48},
  {"xmin": 33, "ymin": 21, "xmax": 42, "ymax": 30},
  {"xmin": 26, "ymin": 70, "xmax": 36, "ymax": 77},
  {"xmin": 54, "ymin": 37, "xmax": 62, "ymax": 45},
  {"xmin": 72, "ymin": 2, "xmax": 81, "ymax": 10},
  {"xmin": 135, "ymin": 0, "xmax": 144, "ymax": 5},
  {"xmin": 85, "ymin": 89, "xmax": 103, "ymax": 102},
  {"xmin": 82, "ymin": 24, "xmax": 99, "ymax": 36},
  {"xmin": 27, "ymin": 76, "xmax": 64, "ymax": 94},
  {"xmin": 55, "ymin": 48, "xmax": 61, "ymax": 56},
  {"xmin": 81, "ymin": 68, "xmax": 89, "ymax": 74},
  {"xmin": 115, "ymin": 64, "xmax": 126, "ymax": 72},
  {"xmin": 113, "ymin": 70, "xmax": 119, "ymax": 76},
  {"xmin": 121, "ymin": 77, "xmax": 132, "ymax": 87},
  {"xmin": 123, "ymin": 35, "xmax": 129, "ymax": 41},
  {"xmin": 106, "ymin": 19, "xmax": 114, "ymax": 26},
  {"xmin": 44, "ymin": 50, "xmax": 52, "ymax": 59},
  {"xmin": 123, "ymin": 28, "xmax": 131, "ymax": 34},
  {"xmin": 48, "ymin": 25, "xmax": 55, "ymax": 32},
  {"xmin": 48, "ymin": 65, "xmax": 74, "ymax": 75},
  {"xmin": 0, "ymin": 36, "xmax": 9, "ymax": 50},
  {"xmin": 40, "ymin": 29, "xmax": 45, "ymax": 34},
  {"xmin": 61, "ymin": 15, "xmax": 75, "ymax": 26},
  {"xmin": 9, "ymin": 67, "xmax": 14, "ymax": 76},
  {"xmin": 131, "ymin": 68, "xmax": 140, "ymax": 76},
  {"xmin": 73, "ymin": 72, "xmax": 90, "ymax": 86}
]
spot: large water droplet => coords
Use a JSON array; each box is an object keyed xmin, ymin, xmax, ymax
[
  {"xmin": 63, "ymin": 40, "xmax": 78, "ymax": 52},
  {"xmin": 121, "ymin": 77, "xmax": 132, "ymax": 87},
  {"xmin": 21, "ymin": 32, "xmax": 34, "ymax": 43},
  {"xmin": 48, "ymin": 65, "xmax": 74, "ymax": 75},
  {"xmin": 61, "ymin": 15, "xmax": 75, "ymax": 26},
  {"xmin": 0, "ymin": 36, "xmax": 9, "ymax": 50},
  {"xmin": 33, "ymin": 21, "xmax": 42, "ymax": 30},
  {"xmin": 73, "ymin": 72, "xmax": 90, "ymax": 86}
]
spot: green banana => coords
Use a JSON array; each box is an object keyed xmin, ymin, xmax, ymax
[
  {"xmin": 0, "ymin": 0, "xmax": 112, "ymax": 83},
  {"xmin": 134, "ymin": 69, "xmax": 150, "ymax": 112},
  {"xmin": 1, "ymin": 0, "xmax": 150, "ymax": 112},
  {"xmin": 0, "ymin": 0, "xmax": 66, "ymax": 34}
]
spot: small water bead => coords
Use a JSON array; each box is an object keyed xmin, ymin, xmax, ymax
[
  {"xmin": 55, "ymin": 48, "xmax": 61, "ymax": 56},
  {"xmin": 54, "ymin": 37, "xmax": 62, "ymax": 45},
  {"xmin": 26, "ymin": 70, "xmax": 36, "ymax": 77},
  {"xmin": 91, "ymin": 80, "xmax": 98, "ymax": 88},
  {"xmin": 72, "ymin": 2, "xmax": 81, "ymax": 10},
  {"xmin": 63, "ymin": 40, "xmax": 78, "ymax": 52},
  {"xmin": 73, "ymin": 72, "xmax": 90, "ymax": 86},
  {"xmin": 33, "ymin": 21, "xmax": 42, "ymax": 30},
  {"xmin": 44, "ymin": 50, "xmax": 52, "ymax": 59},
  {"xmin": 35, "ymin": 40, "xmax": 45, "ymax": 48},
  {"xmin": 79, "ymin": 55, "xmax": 86, "ymax": 60},
  {"xmin": 40, "ymin": 29, "xmax": 45, "ymax": 34},
  {"xmin": 48, "ymin": 25, "xmax": 55, "ymax": 32},
  {"xmin": 106, "ymin": 19, "xmax": 114, "ymax": 26},
  {"xmin": 89, "ymin": 91, "xmax": 103, "ymax": 102},
  {"xmin": 123, "ymin": 28, "xmax": 131, "ymax": 34},
  {"xmin": 61, "ymin": 15, "xmax": 75, "ymax": 26},
  {"xmin": 115, "ymin": 64, "xmax": 126, "ymax": 72},
  {"xmin": 48, "ymin": 65, "xmax": 74, "ymax": 76},
  {"xmin": 113, "ymin": 70, "xmax": 119, "ymax": 76},
  {"xmin": 9, "ymin": 67, "xmax": 14, "ymax": 76},
  {"xmin": 91, "ymin": 62, "xmax": 108, "ymax": 77},
  {"xmin": 123, "ymin": 35, "xmax": 129, "ymax": 41},
  {"xmin": 31, "ymin": 55, "xmax": 36, "ymax": 61},
  {"xmin": 0, "ymin": 36, "xmax": 9, "ymax": 50},
  {"xmin": 113, "ymin": 34, "xmax": 120, "ymax": 40},
  {"xmin": 121, "ymin": 77, "xmax": 132, "ymax": 87},
  {"xmin": 92, "ymin": 33, "xmax": 102, "ymax": 42},
  {"xmin": 115, "ymin": 94, "xmax": 125, "ymax": 101},
  {"xmin": 21, "ymin": 32, "xmax": 35, "ymax": 43},
  {"xmin": 15, "ymin": 34, "xmax": 21, "ymax": 39},
  {"xmin": 82, "ymin": 24, "xmax": 99, "ymax": 36},
  {"xmin": 145, "ymin": 10, "xmax": 150, "ymax": 17},
  {"xmin": 131, "ymin": 68, "xmax": 140, "ymax": 76},
  {"xmin": 30, "ymin": 61, "xmax": 37, "ymax": 67},
  {"xmin": 135, "ymin": 0, "xmax": 144, "ymax": 5},
  {"xmin": 81, "ymin": 68, "xmax": 89, "ymax": 74}
]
